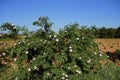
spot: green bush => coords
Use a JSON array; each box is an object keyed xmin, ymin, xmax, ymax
[
  {"xmin": 1, "ymin": 17, "xmax": 108, "ymax": 80},
  {"xmin": 0, "ymin": 49, "xmax": 8, "ymax": 78},
  {"xmin": 98, "ymin": 62, "xmax": 120, "ymax": 80}
]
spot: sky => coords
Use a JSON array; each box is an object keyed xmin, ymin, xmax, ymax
[{"xmin": 0, "ymin": 0, "xmax": 120, "ymax": 32}]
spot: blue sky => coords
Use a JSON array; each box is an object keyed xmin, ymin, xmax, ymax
[{"xmin": 0, "ymin": 0, "xmax": 120, "ymax": 31}]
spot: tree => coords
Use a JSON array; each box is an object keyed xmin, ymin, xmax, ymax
[
  {"xmin": 0, "ymin": 23, "xmax": 18, "ymax": 38},
  {"xmin": 115, "ymin": 27, "xmax": 120, "ymax": 38},
  {"xmin": 33, "ymin": 16, "xmax": 53, "ymax": 33},
  {"xmin": 98, "ymin": 27, "xmax": 107, "ymax": 38},
  {"xmin": 91, "ymin": 25, "xmax": 99, "ymax": 38},
  {"xmin": 106, "ymin": 28, "xmax": 116, "ymax": 38},
  {"xmin": 33, "ymin": 16, "xmax": 54, "ymax": 38}
]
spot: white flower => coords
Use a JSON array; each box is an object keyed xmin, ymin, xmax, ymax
[
  {"xmin": 13, "ymin": 66, "xmax": 16, "ymax": 69},
  {"xmin": 34, "ymin": 47, "xmax": 37, "ymax": 50},
  {"xmin": 64, "ymin": 30, "xmax": 67, "ymax": 32},
  {"xmin": 14, "ymin": 58, "xmax": 17, "ymax": 62},
  {"xmin": 44, "ymin": 40, "xmax": 47, "ymax": 42},
  {"xmin": 28, "ymin": 34, "xmax": 31, "ymax": 37},
  {"xmin": 43, "ymin": 53, "xmax": 46, "ymax": 55},
  {"xmin": 66, "ymin": 79, "xmax": 68, "ymax": 80},
  {"xmin": 78, "ymin": 71, "xmax": 81, "ymax": 74},
  {"xmin": 62, "ymin": 73, "xmax": 65, "ymax": 76},
  {"xmin": 14, "ymin": 43, "xmax": 17, "ymax": 46},
  {"xmin": 12, "ymin": 24, "xmax": 14, "ymax": 26},
  {"xmin": 48, "ymin": 41, "xmax": 50, "ymax": 44},
  {"xmin": 56, "ymin": 39, "xmax": 59, "ymax": 42},
  {"xmin": 94, "ymin": 52, "xmax": 97, "ymax": 55},
  {"xmin": 47, "ymin": 73, "xmax": 50, "ymax": 76},
  {"xmin": 27, "ymin": 43, "xmax": 30, "ymax": 45},
  {"xmin": 15, "ymin": 77, "xmax": 18, "ymax": 80},
  {"xmin": 62, "ymin": 76, "xmax": 65, "ymax": 79},
  {"xmin": 68, "ymin": 67, "xmax": 71, "ymax": 70},
  {"xmin": 76, "ymin": 69, "xmax": 82, "ymax": 74},
  {"xmin": 0, "ymin": 55, "xmax": 1, "ymax": 57},
  {"xmin": 74, "ymin": 65, "xmax": 77, "ymax": 67},
  {"xmin": 82, "ymin": 37, "xmax": 84, "ymax": 39},
  {"xmin": 18, "ymin": 42, "xmax": 20, "ymax": 44},
  {"xmin": 69, "ymin": 46, "xmax": 72, "ymax": 49},
  {"xmin": 33, "ymin": 57, "xmax": 36, "ymax": 60},
  {"xmin": 23, "ymin": 40, "xmax": 25, "ymax": 43},
  {"xmin": 99, "ymin": 54, "xmax": 102, "ymax": 57},
  {"xmin": 69, "ymin": 49, "xmax": 73, "ymax": 52},
  {"xmin": 107, "ymin": 55, "xmax": 109, "ymax": 58},
  {"xmin": 28, "ymin": 68, "xmax": 31, "ymax": 72},
  {"xmin": 34, "ymin": 65, "xmax": 37, "ymax": 69},
  {"xmin": 87, "ymin": 59, "xmax": 91, "ymax": 63},
  {"xmin": 2, "ymin": 53, "xmax": 6, "ymax": 56},
  {"xmin": 65, "ymin": 74, "xmax": 68, "ymax": 77},
  {"xmin": 79, "ymin": 57, "xmax": 82, "ymax": 60},
  {"xmin": 13, "ymin": 27, "xmax": 16, "ymax": 29},
  {"xmin": 26, "ymin": 51, "xmax": 29, "ymax": 54},
  {"xmin": 76, "ymin": 69, "xmax": 79, "ymax": 73},
  {"xmin": 54, "ymin": 35, "xmax": 56, "ymax": 38},
  {"xmin": 49, "ymin": 35, "xmax": 52, "ymax": 38},
  {"xmin": 76, "ymin": 37, "xmax": 79, "ymax": 40}
]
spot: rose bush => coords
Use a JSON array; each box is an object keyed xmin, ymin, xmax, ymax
[{"xmin": 0, "ymin": 16, "xmax": 110, "ymax": 80}]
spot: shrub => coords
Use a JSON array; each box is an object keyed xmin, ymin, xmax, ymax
[
  {"xmin": 98, "ymin": 62, "xmax": 120, "ymax": 80},
  {"xmin": 0, "ymin": 48, "xmax": 8, "ymax": 78},
  {"xmin": 1, "ymin": 17, "xmax": 107, "ymax": 80}
]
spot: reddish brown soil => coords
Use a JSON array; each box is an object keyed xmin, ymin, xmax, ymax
[{"xmin": 95, "ymin": 39, "xmax": 120, "ymax": 53}]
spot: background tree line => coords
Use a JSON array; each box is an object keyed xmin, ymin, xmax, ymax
[
  {"xmin": 91, "ymin": 25, "xmax": 120, "ymax": 38},
  {"xmin": 0, "ymin": 22, "xmax": 120, "ymax": 39}
]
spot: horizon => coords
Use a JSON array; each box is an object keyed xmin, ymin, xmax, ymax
[{"xmin": 0, "ymin": 0, "xmax": 120, "ymax": 32}]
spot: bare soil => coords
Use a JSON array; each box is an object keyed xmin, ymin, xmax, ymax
[{"xmin": 95, "ymin": 39, "xmax": 120, "ymax": 53}]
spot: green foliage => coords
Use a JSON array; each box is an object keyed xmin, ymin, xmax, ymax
[
  {"xmin": 97, "ymin": 62, "xmax": 120, "ymax": 80},
  {"xmin": 33, "ymin": 16, "xmax": 53, "ymax": 33},
  {"xmin": 0, "ymin": 23, "xmax": 28, "ymax": 39},
  {"xmin": 0, "ymin": 23, "xmax": 18, "ymax": 38},
  {"xmin": 1, "ymin": 16, "xmax": 119, "ymax": 80},
  {"xmin": 0, "ymin": 49, "xmax": 8, "ymax": 78},
  {"xmin": 2, "ymin": 24, "xmax": 106, "ymax": 80},
  {"xmin": 91, "ymin": 26, "xmax": 120, "ymax": 38},
  {"xmin": 115, "ymin": 27, "xmax": 120, "ymax": 38}
]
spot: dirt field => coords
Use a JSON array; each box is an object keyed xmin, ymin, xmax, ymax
[{"xmin": 95, "ymin": 39, "xmax": 120, "ymax": 53}]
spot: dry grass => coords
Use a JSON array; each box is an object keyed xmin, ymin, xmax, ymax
[{"xmin": 0, "ymin": 39, "xmax": 16, "ymax": 49}]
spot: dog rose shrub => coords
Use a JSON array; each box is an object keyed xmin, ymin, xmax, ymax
[{"xmin": 1, "ymin": 16, "xmax": 108, "ymax": 80}]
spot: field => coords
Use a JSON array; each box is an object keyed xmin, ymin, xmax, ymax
[
  {"xmin": 0, "ymin": 39, "xmax": 16, "ymax": 49},
  {"xmin": 95, "ymin": 39, "xmax": 120, "ymax": 53},
  {"xmin": 1, "ymin": 38, "xmax": 120, "ymax": 53}
]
